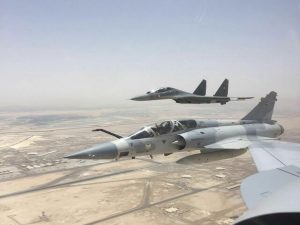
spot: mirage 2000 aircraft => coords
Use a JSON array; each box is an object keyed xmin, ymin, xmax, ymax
[
  {"xmin": 131, "ymin": 79, "xmax": 253, "ymax": 105},
  {"xmin": 65, "ymin": 91, "xmax": 283, "ymax": 160}
]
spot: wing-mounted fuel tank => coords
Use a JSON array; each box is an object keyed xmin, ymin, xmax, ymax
[{"xmin": 172, "ymin": 129, "xmax": 214, "ymax": 150}]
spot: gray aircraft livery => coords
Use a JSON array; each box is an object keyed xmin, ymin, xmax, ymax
[
  {"xmin": 130, "ymin": 79, "xmax": 253, "ymax": 105},
  {"xmin": 234, "ymin": 140, "xmax": 300, "ymax": 225},
  {"xmin": 65, "ymin": 91, "xmax": 300, "ymax": 224},
  {"xmin": 65, "ymin": 91, "xmax": 283, "ymax": 160}
]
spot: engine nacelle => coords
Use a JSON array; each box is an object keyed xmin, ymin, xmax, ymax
[{"xmin": 173, "ymin": 129, "xmax": 212, "ymax": 150}]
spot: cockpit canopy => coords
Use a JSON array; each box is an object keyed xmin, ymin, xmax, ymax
[
  {"xmin": 130, "ymin": 120, "xmax": 185, "ymax": 140},
  {"xmin": 146, "ymin": 87, "xmax": 173, "ymax": 94}
]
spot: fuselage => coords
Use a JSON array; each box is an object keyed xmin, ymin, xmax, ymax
[
  {"xmin": 130, "ymin": 87, "xmax": 231, "ymax": 104},
  {"xmin": 116, "ymin": 122, "xmax": 282, "ymax": 158},
  {"xmin": 65, "ymin": 119, "xmax": 283, "ymax": 160}
]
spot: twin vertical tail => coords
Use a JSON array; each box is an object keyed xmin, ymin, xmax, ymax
[
  {"xmin": 214, "ymin": 79, "xmax": 229, "ymax": 97},
  {"xmin": 193, "ymin": 79, "xmax": 206, "ymax": 96},
  {"xmin": 242, "ymin": 91, "xmax": 277, "ymax": 122}
]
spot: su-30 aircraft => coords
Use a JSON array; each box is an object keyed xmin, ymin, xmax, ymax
[
  {"xmin": 65, "ymin": 91, "xmax": 284, "ymax": 160},
  {"xmin": 131, "ymin": 79, "xmax": 253, "ymax": 105}
]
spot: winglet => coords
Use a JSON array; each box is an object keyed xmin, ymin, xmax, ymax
[
  {"xmin": 242, "ymin": 91, "xmax": 277, "ymax": 122},
  {"xmin": 193, "ymin": 79, "xmax": 206, "ymax": 96},
  {"xmin": 214, "ymin": 79, "xmax": 229, "ymax": 97}
]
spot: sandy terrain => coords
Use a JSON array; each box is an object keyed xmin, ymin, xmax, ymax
[
  {"xmin": 0, "ymin": 153, "xmax": 252, "ymax": 225},
  {"xmin": 0, "ymin": 103, "xmax": 299, "ymax": 225}
]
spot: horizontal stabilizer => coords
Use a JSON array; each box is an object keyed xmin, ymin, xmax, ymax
[{"xmin": 230, "ymin": 97, "xmax": 254, "ymax": 101}]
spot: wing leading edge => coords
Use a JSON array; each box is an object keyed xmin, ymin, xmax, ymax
[
  {"xmin": 234, "ymin": 140, "xmax": 300, "ymax": 225},
  {"xmin": 203, "ymin": 136, "xmax": 277, "ymax": 150},
  {"xmin": 203, "ymin": 137, "xmax": 300, "ymax": 224},
  {"xmin": 235, "ymin": 165, "xmax": 300, "ymax": 225}
]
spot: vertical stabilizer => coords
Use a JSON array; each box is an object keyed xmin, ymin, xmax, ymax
[
  {"xmin": 214, "ymin": 79, "xmax": 229, "ymax": 97},
  {"xmin": 242, "ymin": 91, "xmax": 277, "ymax": 122},
  {"xmin": 193, "ymin": 79, "xmax": 206, "ymax": 96}
]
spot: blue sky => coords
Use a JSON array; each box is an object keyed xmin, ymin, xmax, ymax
[{"xmin": 0, "ymin": 0, "xmax": 299, "ymax": 108}]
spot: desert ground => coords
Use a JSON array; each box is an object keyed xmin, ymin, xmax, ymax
[{"xmin": 0, "ymin": 100, "xmax": 299, "ymax": 225}]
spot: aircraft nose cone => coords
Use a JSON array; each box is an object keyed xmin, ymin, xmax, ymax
[
  {"xmin": 279, "ymin": 124, "xmax": 284, "ymax": 135},
  {"xmin": 130, "ymin": 95, "xmax": 150, "ymax": 101},
  {"xmin": 64, "ymin": 143, "xmax": 118, "ymax": 159},
  {"xmin": 130, "ymin": 96, "xmax": 140, "ymax": 101}
]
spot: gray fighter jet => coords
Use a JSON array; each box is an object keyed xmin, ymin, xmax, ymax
[
  {"xmin": 65, "ymin": 91, "xmax": 283, "ymax": 160},
  {"xmin": 131, "ymin": 79, "xmax": 253, "ymax": 105}
]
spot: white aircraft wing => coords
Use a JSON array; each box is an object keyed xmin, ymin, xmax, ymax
[
  {"xmin": 203, "ymin": 136, "xmax": 277, "ymax": 150},
  {"xmin": 206, "ymin": 138, "xmax": 300, "ymax": 170},
  {"xmin": 233, "ymin": 140, "xmax": 300, "ymax": 225},
  {"xmin": 248, "ymin": 140, "xmax": 300, "ymax": 171}
]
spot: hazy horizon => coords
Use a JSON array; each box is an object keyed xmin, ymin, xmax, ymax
[{"xmin": 1, "ymin": 0, "xmax": 300, "ymax": 109}]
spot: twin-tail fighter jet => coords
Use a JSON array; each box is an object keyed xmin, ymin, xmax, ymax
[
  {"xmin": 65, "ymin": 91, "xmax": 284, "ymax": 160},
  {"xmin": 131, "ymin": 79, "xmax": 253, "ymax": 105}
]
